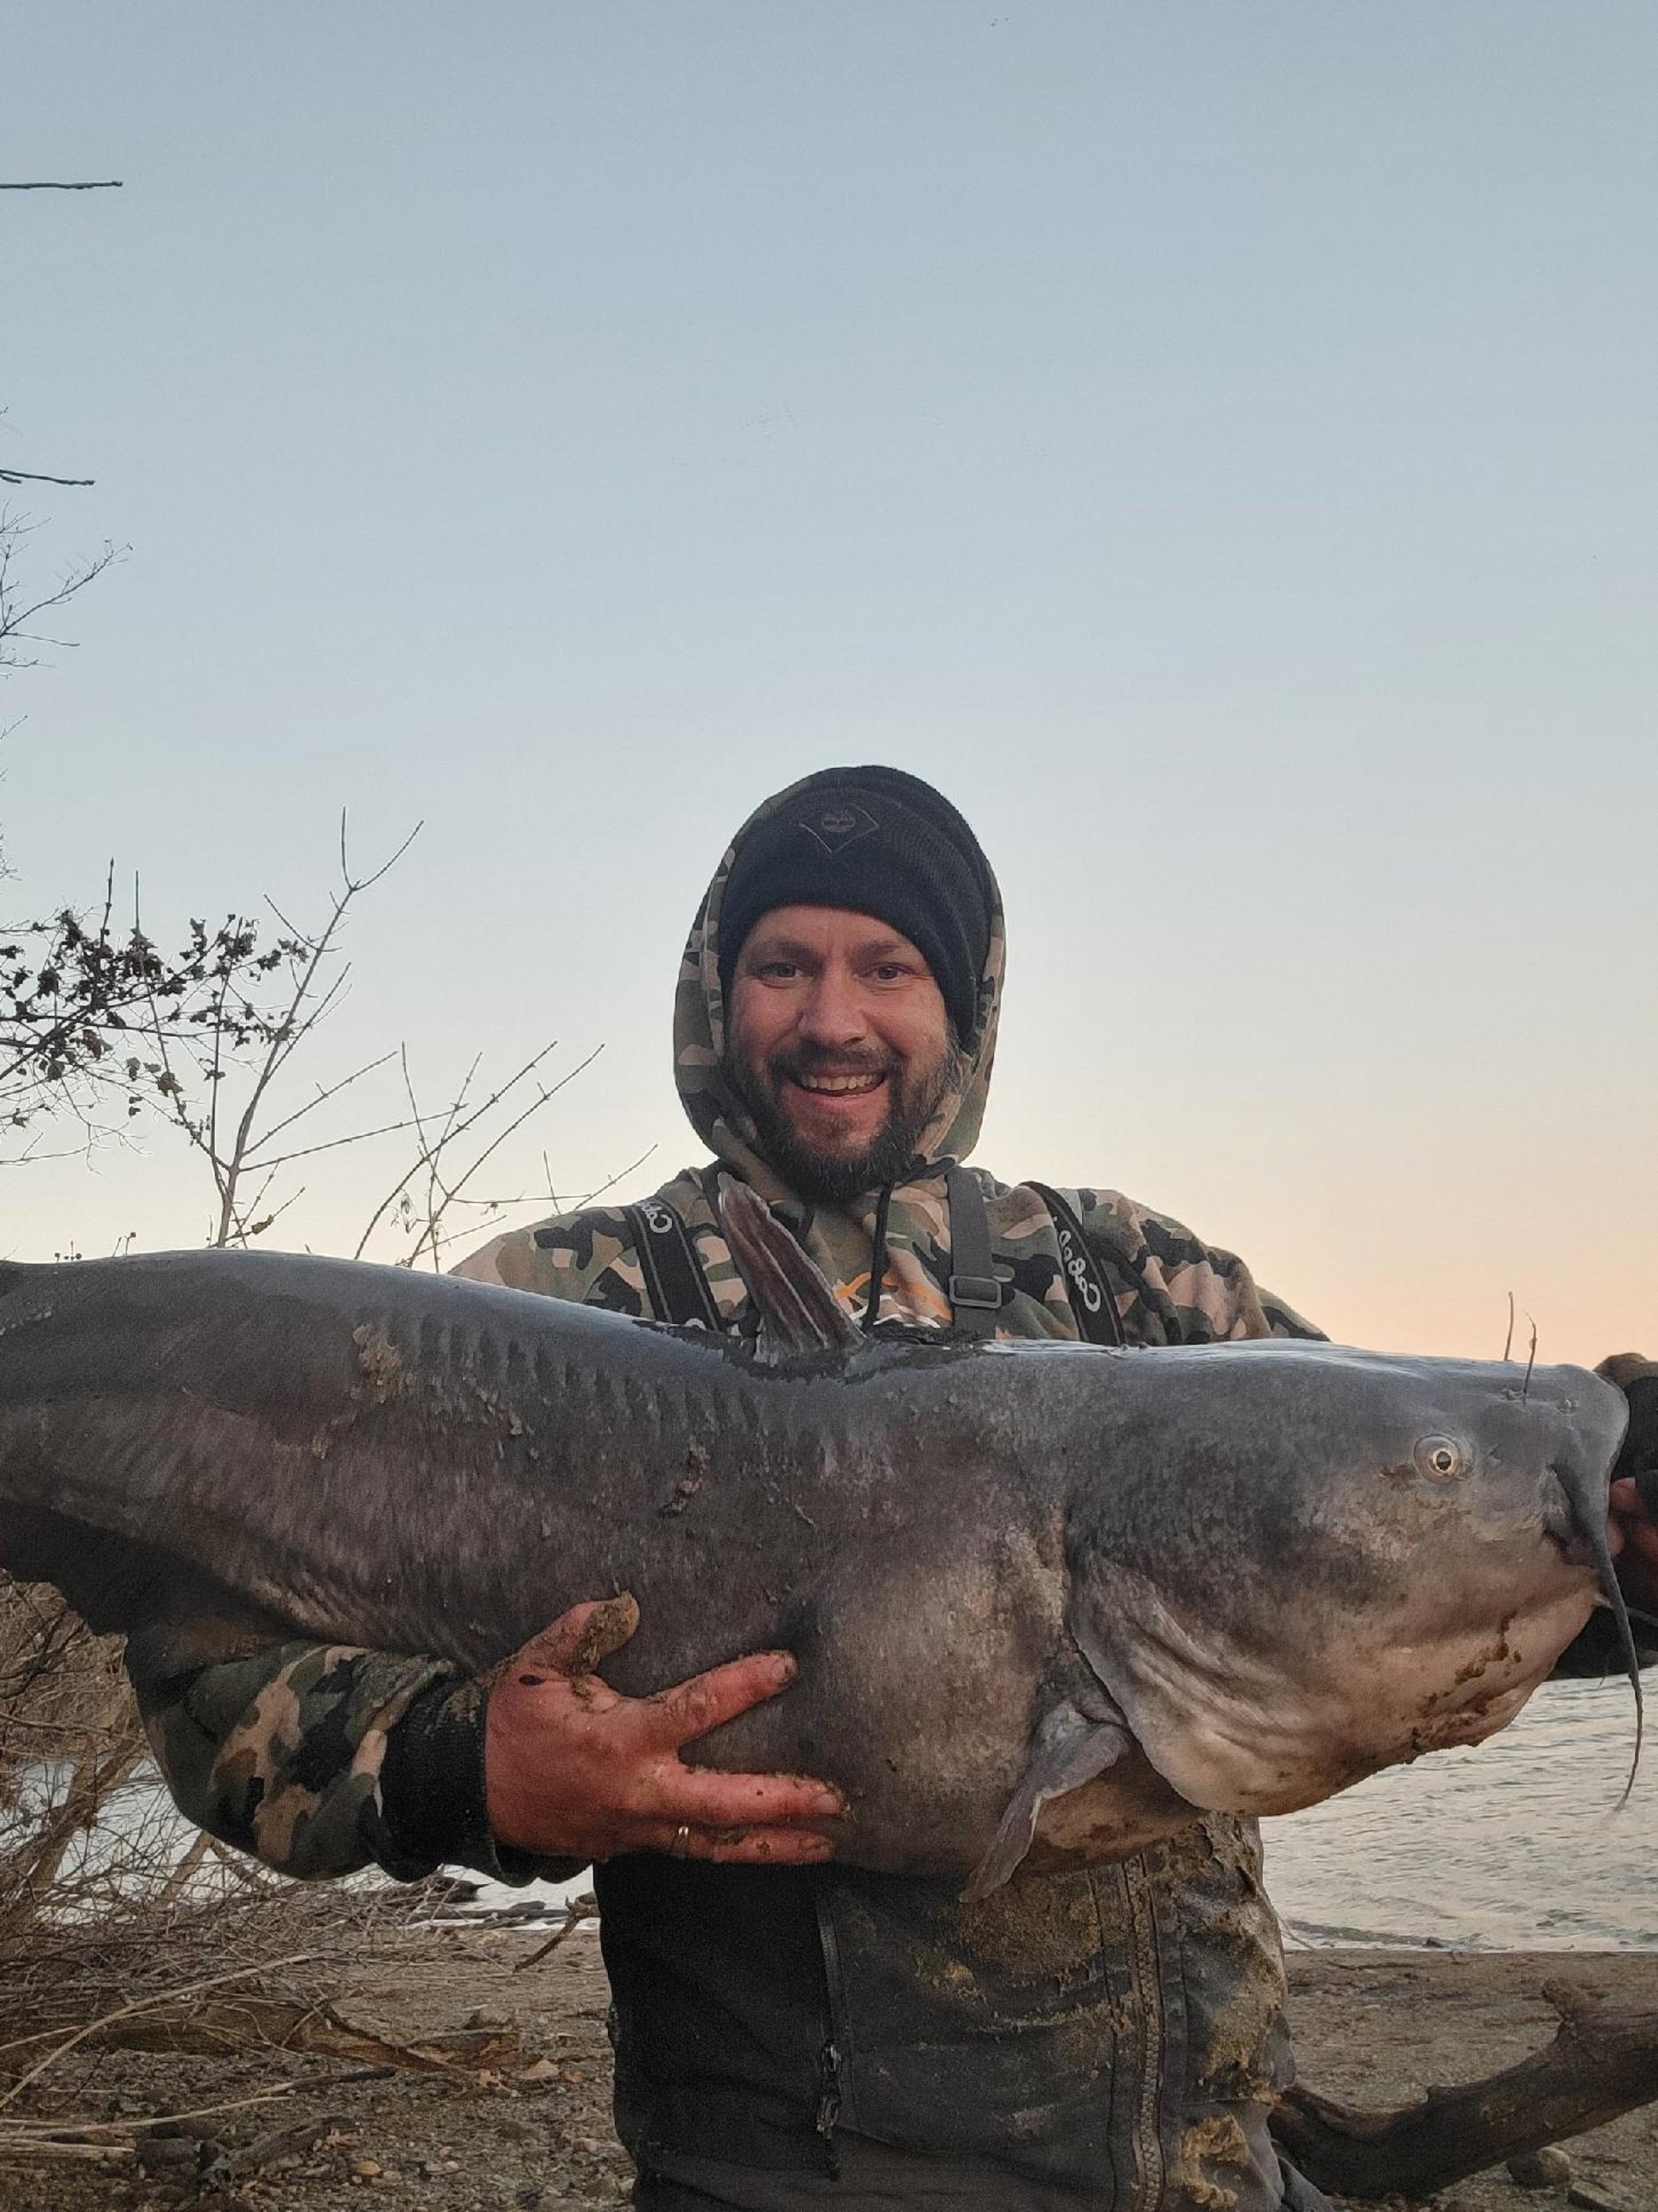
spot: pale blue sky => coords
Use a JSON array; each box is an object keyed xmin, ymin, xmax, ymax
[{"xmin": 2, "ymin": 3, "xmax": 1653, "ymax": 1360}]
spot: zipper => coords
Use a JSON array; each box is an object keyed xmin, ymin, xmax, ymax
[
  {"xmin": 815, "ymin": 2043, "xmax": 842, "ymax": 2152},
  {"xmin": 1120, "ymin": 1856, "xmax": 1166, "ymax": 2210},
  {"xmin": 813, "ymin": 1879, "xmax": 849, "ymax": 2170}
]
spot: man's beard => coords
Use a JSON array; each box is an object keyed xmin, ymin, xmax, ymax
[{"xmin": 725, "ymin": 1041, "xmax": 966, "ymax": 1207}]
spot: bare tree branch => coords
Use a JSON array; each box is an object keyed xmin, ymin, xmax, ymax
[
  {"xmin": 0, "ymin": 468, "xmax": 94, "ymax": 488},
  {"xmin": 242, "ymin": 1049, "xmax": 401, "ymax": 1150},
  {"xmin": 199, "ymin": 817, "xmax": 422, "ymax": 1245},
  {"xmin": 351, "ymin": 1040, "xmax": 595, "ymax": 1264}
]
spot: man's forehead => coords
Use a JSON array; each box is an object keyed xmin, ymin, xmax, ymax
[{"xmin": 737, "ymin": 905, "xmax": 930, "ymax": 965}]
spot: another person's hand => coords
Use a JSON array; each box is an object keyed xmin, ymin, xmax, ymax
[
  {"xmin": 1604, "ymin": 1357, "xmax": 1658, "ymax": 1617},
  {"xmin": 484, "ymin": 1594, "xmax": 844, "ymax": 1866}
]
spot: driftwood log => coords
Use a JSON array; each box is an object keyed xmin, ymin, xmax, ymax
[{"xmin": 1274, "ymin": 1980, "xmax": 1658, "ymax": 2198}]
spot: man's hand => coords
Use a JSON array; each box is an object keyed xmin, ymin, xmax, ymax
[
  {"xmin": 484, "ymin": 1594, "xmax": 845, "ymax": 1866},
  {"xmin": 1605, "ymin": 1358, "xmax": 1658, "ymax": 1617}
]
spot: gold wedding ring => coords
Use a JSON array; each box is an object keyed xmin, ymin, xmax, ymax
[{"xmin": 672, "ymin": 1824, "xmax": 693, "ymax": 1857}]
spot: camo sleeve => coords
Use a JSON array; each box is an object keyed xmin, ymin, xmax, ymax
[
  {"xmin": 1066, "ymin": 1188, "xmax": 1323, "ymax": 1347},
  {"xmin": 126, "ymin": 1614, "xmax": 579, "ymax": 1885},
  {"xmin": 453, "ymin": 1203, "xmax": 651, "ymax": 1314}
]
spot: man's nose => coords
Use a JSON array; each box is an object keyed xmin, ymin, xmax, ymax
[{"xmin": 797, "ymin": 972, "xmax": 867, "ymax": 1048}]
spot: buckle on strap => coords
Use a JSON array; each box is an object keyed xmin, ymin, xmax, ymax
[{"xmin": 949, "ymin": 1273, "xmax": 1002, "ymax": 1311}]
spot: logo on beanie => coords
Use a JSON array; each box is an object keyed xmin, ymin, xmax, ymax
[{"xmin": 801, "ymin": 802, "xmax": 878, "ymax": 857}]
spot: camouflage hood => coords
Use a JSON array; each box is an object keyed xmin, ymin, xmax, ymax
[{"xmin": 673, "ymin": 769, "xmax": 1006, "ymax": 1204}]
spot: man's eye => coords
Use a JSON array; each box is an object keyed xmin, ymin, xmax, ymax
[{"xmin": 870, "ymin": 963, "xmax": 910, "ymax": 982}]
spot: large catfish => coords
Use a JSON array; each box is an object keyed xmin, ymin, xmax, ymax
[{"xmin": 0, "ymin": 1183, "xmax": 1637, "ymax": 1895}]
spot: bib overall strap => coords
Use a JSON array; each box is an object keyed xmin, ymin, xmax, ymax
[
  {"xmin": 623, "ymin": 1199, "xmax": 724, "ymax": 1330},
  {"xmin": 943, "ymin": 1163, "xmax": 1003, "ymax": 1337},
  {"xmin": 1026, "ymin": 1182, "xmax": 1125, "ymax": 1347}
]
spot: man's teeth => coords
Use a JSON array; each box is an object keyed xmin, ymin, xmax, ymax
[{"xmin": 795, "ymin": 1073, "xmax": 883, "ymax": 1095}]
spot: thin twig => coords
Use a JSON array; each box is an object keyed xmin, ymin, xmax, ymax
[
  {"xmin": 0, "ymin": 2083, "xmax": 294, "ymax": 2139},
  {"xmin": 208, "ymin": 819, "xmax": 418, "ymax": 1244},
  {"xmin": 405, "ymin": 1068, "xmax": 591, "ymax": 1267},
  {"xmin": 440, "ymin": 1141, "xmax": 659, "ymax": 1233},
  {"xmin": 0, "ymin": 2139, "xmax": 133, "ymax": 2162},
  {"xmin": 244, "ymin": 1049, "xmax": 402, "ymax": 1150},
  {"xmin": 400, "ymin": 1048, "xmax": 604, "ymax": 1270},
  {"xmin": 242, "ymin": 1113, "xmax": 427, "ymax": 1172},
  {"xmin": 513, "ymin": 1892, "xmax": 598, "ymax": 1972},
  {"xmin": 351, "ymin": 1039, "xmax": 585, "ymax": 1261}
]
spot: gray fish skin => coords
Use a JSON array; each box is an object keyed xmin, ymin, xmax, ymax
[{"xmin": 0, "ymin": 1248, "xmax": 1630, "ymax": 1887}]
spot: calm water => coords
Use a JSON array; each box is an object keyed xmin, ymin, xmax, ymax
[
  {"xmin": 1263, "ymin": 1674, "xmax": 1658, "ymax": 1950},
  {"xmin": 19, "ymin": 1676, "xmax": 1654, "ymax": 1951}
]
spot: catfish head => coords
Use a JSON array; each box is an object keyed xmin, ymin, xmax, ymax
[{"xmin": 1060, "ymin": 1342, "xmax": 1633, "ymax": 1825}]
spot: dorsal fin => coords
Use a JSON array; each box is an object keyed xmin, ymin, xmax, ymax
[{"xmin": 716, "ymin": 1176, "xmax": 865, "ymax": 1363}]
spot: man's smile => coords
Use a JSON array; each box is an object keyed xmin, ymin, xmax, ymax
[{"xmin": 790, "ymin": 1071, "xmax": 887, "ymax": 1098}]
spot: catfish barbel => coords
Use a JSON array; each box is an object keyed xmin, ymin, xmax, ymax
[{"xmin": 0, "ymin": 1183, "xmax": 1638, "ymax": 1896}]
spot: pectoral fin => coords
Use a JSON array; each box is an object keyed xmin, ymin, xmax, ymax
[{"xmin": 963, "ymin": 1691, "xmax": 1135, "ymax": 1901}]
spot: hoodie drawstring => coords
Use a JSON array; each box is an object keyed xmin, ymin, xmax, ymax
[{"xmin": 863, "ymin": 1183, "xmax": 895, "ymax": 1330}]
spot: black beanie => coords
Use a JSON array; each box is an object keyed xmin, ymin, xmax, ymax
[{"xmin": 717, "ymin": 767, "xmax": 995, "ymax": 1044}]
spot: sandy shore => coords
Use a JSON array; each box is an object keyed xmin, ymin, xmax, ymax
[{"xmin": 9, "ymin": 1928, "xmax": 1658, "ymax": 2210}]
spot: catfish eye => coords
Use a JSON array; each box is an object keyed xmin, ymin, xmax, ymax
[{"xmin": 1415, "ymin": 1436, "xmax": 1465, "ymax": 1480}]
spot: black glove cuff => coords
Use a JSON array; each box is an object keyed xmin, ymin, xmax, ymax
[
  {"xmin": 374, "ymin": 1676, "xmax": 584, "ymax": 1886},
  {"xmin": 372, "ymin": 1674, "xmax": 493, "ymax": 1873}
]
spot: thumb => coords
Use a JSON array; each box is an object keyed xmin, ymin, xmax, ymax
[{"xmin": 507, "ymin": 1593, "xmax": 642, "ymax": 1682}]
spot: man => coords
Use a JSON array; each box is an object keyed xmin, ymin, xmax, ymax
[{"xmin": 130, "ymin": 766, "xmax": 1658, "ymax": 2211}]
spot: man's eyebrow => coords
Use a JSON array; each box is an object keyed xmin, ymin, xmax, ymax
[
  {"xmin": 741, "ymin": 934, "xmax": 916, "ymax": 963},
  {"xmin": 739, "ymin": 935, "xmax": 816, "ymax": 964}
]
